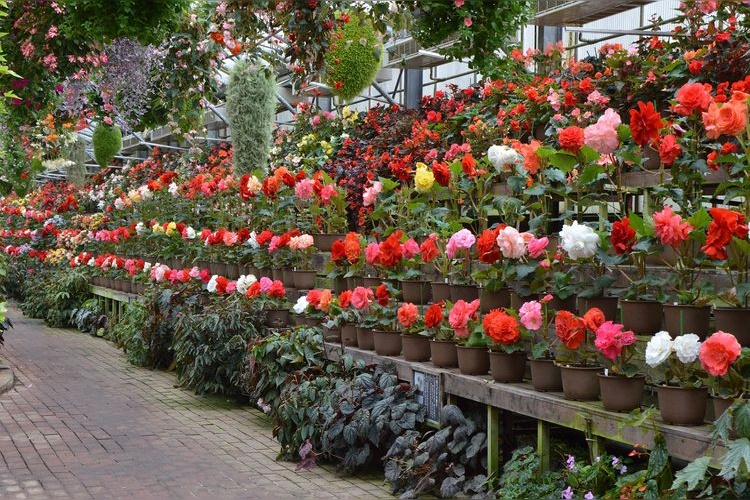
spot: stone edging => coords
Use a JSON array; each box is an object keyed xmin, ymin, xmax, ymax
[{"xmin": 0, "ymin": 356, "xmax": 15, "ymax": 394}]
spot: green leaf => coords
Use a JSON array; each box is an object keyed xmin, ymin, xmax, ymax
[
  {"xmin": 672, "ymin": 456, "xmax": 711, "ymax": 491},
  {"xmin": 548, "ymin": 152, "xmax": 578, "ymax": 172},
  {"xmin": 579, "ymin": 145, "xmax": 600, "ymax": 164},
  {"xmin": 734, "ymin": 402, "xmax": 750, "ymax": 437},
  {"xmin": 720, "ymin": 438, "xmax": 750, "ymax": 479},
  {"xmin": 688, "ymin": 208, "xmax": 711, "ymax": 230},
  {"xmin": 578, "ymin": 164, "xmax": 605, "ymax": 185}
]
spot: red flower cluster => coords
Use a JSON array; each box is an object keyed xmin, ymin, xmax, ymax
[
  {"xmin": 702, "ymin": 207, "xmax": 748, "ymax": 260},
  {"xmin": 558, "ymin": 126, "xmax": 585, "ymax": 153},
  {"xmin": 555, "ymin": 310, "xmax": 586, "ymax": 349},
  {"xmin": 629, "ymin": 101, "xmax": 664, "ymax": 147},
  {"xmin": 610, "ymin": 218, "xmax": 636, "ymax": 254},
  {"xmin": 483, "ymin": 309, "xmax": 520, "ymax": 345}
]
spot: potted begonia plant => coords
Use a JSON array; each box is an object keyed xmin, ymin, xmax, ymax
[
  {"xmin": 449, "ymin": 299, "xmax": 487, "ymax": 375},
  {"xmin": 555, "ymin": 307, "xmax": 606, "ymax": 401},
  {"xmin": 425, "ymin": 301, "xmax": 458, "ymax": 368},
  {"xmin": 398, "ymin": 302, "xmax": 431, "ymax": 362},
  {"xmin": 484, "ymin": 308, "xmax": 527, "ymax": 383},
  {"xmin": 593, "ymin": 320, "xmax": 644, "ymax": 412}
]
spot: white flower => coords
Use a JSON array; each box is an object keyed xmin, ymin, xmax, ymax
[
  {"xmin": 143, "ymin": 262, "xmax": 152, "ymax": 272},
  {"xmin": 235, "ymin": 274, "xmax": 257, "ymax": 295},
  {"xmin": 87, "ymin": 258, "xmax": 95, "ymax": 266},
  {"xmin": 487, "ymin": 144, "xmax": 522, "ymax": 171},
  {"xmin": 168, "ymin": 182, "xmax": 179, "ymax": 197},
  {"xmin": 135, "ymin": 222, "xmax": 146, "ymax": 235},
  {"xmin": 206, "ymin": 275, "xmax": 218, "ymax": 293},
  {"xmin": 245, "ymin": 231, "xmax": 259, "ymax": 249},
  {"xmin": 645, "ymin": 331, "xmax": 673, "ymax": 367},
  {"xmin": 138, "ymin": 185, "xmax": 152, "ymax": 201},
  {"xmin": 673, "ymin": 334, "xmax": 701, "ymax": 363},
  {"xmin": 293, "ymin": 296, "xmax": 309, "ymax": 315},
  {"xmin": 185, "ymin": 227, "xmax": 196, "ymax": 240},
  {"xmin": 114, "ymin": 198, "xmax": 125, "ymax": 210},
  {"xmin": 559, "ymin": 221, "xmax": 599, "ymax": 260}
]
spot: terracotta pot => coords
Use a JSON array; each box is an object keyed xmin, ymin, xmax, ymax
[
  {"xmin": 311, "ymin": 233, "xmax": 346, "ymax": 252},
  {"xmin": 713, "ymin": 396, "xmax": 735, "ymax": 420},
  {"xmin": 341, "ymin": 324, "xmax": 358, "ymax": 347},
  {"xmin": 430, "ymin": 281, "xmax": 451, "ymax": 303},
  {"xmin": 621, "ymin": 300, "xmax": 663, "ymax": 335},
  {"xmin": 323, "ymin": 327, "xmax": 341, "ymax": 343},
  {"xmin": 489, "ymin": 351, "xmax": 526, "ymax": 383},
  {"xmin": 456, "ymin": 346, "xmax": 489, "ymax": 375},
  {"xmin": 373, "ymin": 330, "xmax": 402, "ymax": 356},
  {"xmin": 401, "ymin": 335, "xmax": 431, "ymax": 362},
  {"xmin": 548, "ymin": 295, "xmax": 577, "ymax": 312},
  {"xmin": 282, "ymin": 268, "xmax": 296, "ymax": 287},
  {"xmin": 450, "ymin": 284, "xmax": 480, "ymax": 303},
  {"xmin": 481, "ymin": 288, "xmax": 511, "ymax": 313},
  {"xmin": 292, "ymin": 315, "xmax": 307, "ymax": 327},
  {"xmin": 430, "ymin": 339, "xmax": 458, "ymax": 368},
  {"xmin": 356, "ymin": 328, "xmax": 374, "ymax": 350},
  {"xmin": 401, "ymin": 280, "xmax": 431, "ymax": 305},
  {"xmin": 271, "ymin": 268, "xmax": 284, "ymax": 282},
  {"xmin": 264, "ymin": 309, "xmax": 289, "ymax": 328},
  {"xmin": 714, "ymin": 308, "xmax": 750, "ymax": 347},
  {"xmin": 577, "ymin": 296, "xmax": 619, "ymax": 322},
  {"xmin": 529, "ymin": 358, "xmax": 563, "ymax": 392},
  {"xmin": 559, "ymin": 365, "xmax": 603, "ymax": 401},
  {"xmin": 598, "ymin": 374, "xmax": 645, "ymax": 412},
  {"xmin": 362, "ymin": 276, "xmax": 383, "ymax": 289},
  {"xmin": 656, "ymin": 385, "xmax": 708, "ymax": 426},
  {"xmin": 510, "ymin": 291, "xmax": 540, "ymax": 311},
  {"xmin": 294, "ymin": 270, "xmax": 318, "ymax": 290},
  {"xmin": 662, "ymin": 304, "xmax": 711, "ymax": 338}
]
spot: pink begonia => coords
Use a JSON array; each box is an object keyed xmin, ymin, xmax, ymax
[
  {"xmin": 268, "ymin": 235, "xmax": 281, "ymax": 252},
  {"xmin": 365, "ymin": 242, "xmax": 380, "ymax": 265},
  {"xmin": 464, "ymin": 17, "xmax": 472, "ymax": 27},
  {"xmin": 226, "ymin": 281, "xmax": 237, "ymax": 294},
  {"xmin": 259, "ymin": 276, "xmax": 273, "ymax": 293},
  {"xmin": 586, "ymin": 90, "xmax": 610, "ymax": 106},
  {"xmin": 594, "ymin": 321, "xmax": 637, "ymax": 360},
  {"xmin": 495, "ymin": 227, "xmax": 532, "ymax": 259},
  {"xmin": 295, "ymin": 178, "xmax": 315, "ymax": 200},
  {"xmin": 222, "ymin": 231, "xmax": 238, "ymax": 246},
  {"xmin": 312, "ymin": 115, "xmax": 321, "ymax": 127},
  {"xmin": 584, "ymin": 121, "xmax": 619, "ymax": 154},
  {"xmin": 446, "ymin": 229, "xmax": 475, "ymax": 258},
  {"xmin": 20, "ymin": 40, "xmax": 34, "ymax": 58},
  {"xmin": 362, "ymin": 181, "xmax": 382, "ymax": 207},
  {"xmin": 448, "ymin": 299, "xmax": 480, "ymax": 338},
  {"xmin": 189, "ymin": 267, "xmax": 201, "ymax": 279},
  {"xmin": 289, "ymin": 234, "xmax": 314, "ymax": 250},
  {"xmin": 519, "ymin": 300, "xmax": 543, "ymax": 330},
  {"xmin": 320, "ymin": 184, "xmax": 337, "ymax": 205},
  {"xmin": 351, "ymin": 287, "xmax": 373, "ymax": 309},
  {"xmin": 454, "ymin": 0, "xmax": 464, "ymax": 6},
  {"xmin": 103, "ymin": 116, "xmax": 114, "ymax": 126},
  {"xmin": 597, "ymin": 108, "xmax": 622, "ymax": 129},
  {"xmin": 46, "ymin": 26, "xmax": 59, "ymax": 40},
  {"xmin": 653, "ymin": 206, "xmax": 693, "ymax": 247},
  {"xmin": 401, "ymin": 238, "xmax": 420, "ymax": 259},
  {"xmin": 528, "ymin": 237, "xmax": 549, "ymax": 259}
]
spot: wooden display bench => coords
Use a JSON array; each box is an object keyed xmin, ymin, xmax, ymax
[
  {"xmin": 324, "ymin": 343, "xmax": 726, "ymax": 476},
  {"xmin": 90, "ymin": 285, "xmax": 142, "ymax": 326}
]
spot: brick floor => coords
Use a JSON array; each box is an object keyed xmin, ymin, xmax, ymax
[{"xmin": 0, "ymin": 304, "xmax": 392, "ymax": 499}]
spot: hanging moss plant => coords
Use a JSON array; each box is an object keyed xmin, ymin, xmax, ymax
[
  {"xmin": 226, "ymin": 61, "xmax": 276, "ymax": 174},
  {"xmin": 92, "ymin": 123, "xmax": 122, "ymax": 169},
  {"xmin": 323, "ymin": 12, "xmax": 383, "ymax": 102}
]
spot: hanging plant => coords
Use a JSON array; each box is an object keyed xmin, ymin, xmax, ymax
[
  {"xmin": 92, "ymin": 123, "xmax": 122, "ymax": 169},
  {"xmin": 226, "ymin": 60, "xmax": 276, "ymax": 174},
  {"xmin": 323, "ymin": 12, "xmax": 383, "ymax": 102}
]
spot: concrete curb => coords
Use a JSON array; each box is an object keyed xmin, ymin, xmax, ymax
[{"xmin": 0, "ymin": 357, "xmax": 15, "ymax": 394}]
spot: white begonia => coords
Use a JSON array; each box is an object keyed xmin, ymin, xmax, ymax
[
  {"xmin": 87, "ymin": 258, "xmax": 95, "ymax": 266},
  {"xmin": 114, "ymin": 198, "xmax": 125, "ymax": 210},
  {"xmin": 645, "ymin": 331, "xmax": 673, "ymax": 367},
  {"xmin": 168, "ymin": 182, "xmax": 179, "ymax": 197},
  {"xmin": 487, "ymin": 144, "xmax": 522, "ymax": 171},
  {"xmin": 673, "ymin": 334, "xmax": 701, "ymax": 363},
  {"xmin": 185, "ymin": 227, "xmax": 196, "ymax": 239},
  {"xmin": 135, "ymin": 222, "xmax": 146, "ymax": 235},
  {"xmin": 559, "ymin": 221, "xmax": 600, "ymax": 260},
  {"xmin": 138, "ymin": 185, "xmax": 152, "ymax": 201},
  {"xmin": 293, "ymin": 296, "xmax": 309, "ymax": 315},
  {"xmin": 235, "ymin": 274, "xmax": 257, "ymax": 295},
  {"xmin": 206, "ymin": 275, "xmax": 219, "ymax": 293},
  {"xmin": 245, "ymin": 231, "xmax": 259, "ymax": 249},
  {"xmin": 143, "ymin": 262, "xmax": 152, "ymax": 272}
]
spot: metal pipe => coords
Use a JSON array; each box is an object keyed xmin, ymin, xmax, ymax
[
  {"xmin": 371, "ymin": 81, "xmax": 398, "ymax": 106},
  {"xmin": 276, "ymin": 91, "xmax": 297, "ymax": 114},
  {"xmin": 567, "ymin": 15, "xmax": 685, "ymax": 50},
  {"xmin": 565, "ymin": 27, "xmax": 683, "ymax": 37},
  {"xmin": 206, "ymin": 103, "xmax": 229, "ymax": 125},
  {"xmin": 137, "ymin": 142, "xmax": 189, "ymax": 151}
]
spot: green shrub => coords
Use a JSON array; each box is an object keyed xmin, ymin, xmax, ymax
[
  {"xmin": 324, "ymin": 12, "xmax": 382, "ymax": 102},
  {"xmin": 92, "ymin": 123, "xmax": 122, "ymax": 169},
  {"xmin": 19, "ymin": 267, "xmax": 91, "ymax": 328},
  {"xmin": 71, "ymin": 298, "xmax": 104, "ymax": 334},
  {"xmin": 226, "ymin": 61, "xmax": 276, "ymax": 174}
]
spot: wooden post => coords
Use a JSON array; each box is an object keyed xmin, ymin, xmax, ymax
[
  {"xmin": 487, "ymin": 405, "xmax": 500, "ymax": 477},
  {"xmin": 537, "ymin": 420, "xmax": 550, "ymax": 472}
]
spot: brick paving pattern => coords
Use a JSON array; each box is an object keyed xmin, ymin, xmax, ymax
[{"xmin": 0, "ymin": 305, "xmax": 392, "ymax": 499}]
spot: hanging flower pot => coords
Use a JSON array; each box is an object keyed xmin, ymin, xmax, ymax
[
  {"xmin": 356, "ymin": 327, "xmax": 374, "ymax": 350},
  {"xmin": 323, "ymin": 326, "xmax": 341, "ymax": 343},
  {"xmin": 598, "ymin": 374, "xmax": 645, "ymax": 412},
  {"xmin": 713, "ymin": 396, "xmax": 735, "ymax": 420},
  {"xmin": 489, "ymin": 351, "xmax": 526, "ymax": 383},
  {"xmin": 373, "ymin": 330, "xmax": 402, "ymax": 356},
  {"xmin": 456, "ymin": 346, "xmax": 489, "ymax": 375},
  {"xmin": 713, "ymin": 308, "xmax": 750, "ymax": 346},
  {"xmin": 558, "ymin": 364, "xmax": 603, "ymax": 401},
  {"xmin": 293, "ymin": 270, "xmax": 318, "ymax": 290},
  {"xmin": 656, "ymin": 385, "xmax": 708, "ymax": 426},
  {"xmin": 480, "ymin": 287, "xmax": 511, "ymax": 313},
  {"xmin": 662, "ymin": 304, "xmax": 711, "ymax": 339},
  {"xmin": 401, "ymin": 334, "xmax": 431, "ymax": 362},
  {"xmin": 401, "ymin": 280, "xmax": 431, "ymax": 305},
  {"xmin": 341, "ymin": 324, "xmax": 358, "ymax": 347},
  {"xmin": 621, "ymin": 300, "xmax": 663, "ymax": 335},
  {"xmin": 430, "ymin": 339, "xmax": 458, "ymax": 368},
  {"xmin": 529, "ymin": 358, "xmax": 563, "ymax": 392}
]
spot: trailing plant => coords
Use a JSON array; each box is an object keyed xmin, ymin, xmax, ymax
[
  {"xmin": 92, "ymin": 123, "xmax": 123, "ymax": 169},
  {"xmin": 172, "ymin": 294, "xmax": 262, "ymax": 396},
  {"xmin": 246, "ymin": 326, "xmax": 326, "ymax": 417},
  {"xmin": 384, "ymin": 404, "xmax": 489, "ymax": 498},
  {"xmin": 323, "ymin": 12, "xmax": 382, "ymax": 102},
  {"xmin": 70, "ymin": 298, "xmax": 105, "ymax": 335},
  {"xmin": 495, "ymin": 446, "xmax": 563, "ymax": 499},
  {"xmin": 226, "ymin": 60, "xmax": 276, "ymax": 174},
  {"xmin": 109, "ymin": 299, "xmax": 153, "ymax": 365},
  {"xmin": 320, "ymin": 363, "xmax": 425, "ymax": 473}
]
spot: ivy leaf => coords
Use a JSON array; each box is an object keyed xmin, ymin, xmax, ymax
[
  {"xmin": 720, "ymin": 438, "xmax": 750, "ymax": 480},
  {"xmin": 672, "ymin": 456, "xmax": 710, "ymax": 491}
]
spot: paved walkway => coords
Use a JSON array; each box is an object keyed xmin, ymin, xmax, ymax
[{"xmin": 0, "ymin": 304, "xmax": 392, "ymax": 499}]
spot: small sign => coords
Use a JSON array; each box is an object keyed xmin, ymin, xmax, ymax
[{"xmin": 413, "ymin": 370, "xmax": 441, "ymax": 424}]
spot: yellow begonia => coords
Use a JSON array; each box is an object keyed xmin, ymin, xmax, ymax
[
  {"xmin": 152, "ymin": 222, "xmax": 164, "ymax": 234},
  {"xmin": 166, "ymin": 222, "xmax": 177, "ymax": 236},
  {"xmin": 414, "ymin": 162, "xmax": 435, "ymax": 193}
]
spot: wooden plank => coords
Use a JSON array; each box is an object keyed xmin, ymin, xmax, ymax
[
  {"xmin": 538, "ymin": 420, "xmax": 551, "ymax": 472},
  {"xmin": 90, "ymin": 285, "xmax": 141, "ymax": 303},
  {"xmin": 487, "ymin": 405, "xmax": 500, "ymax": 477},
  {"xmin": 328, "ymin": 344, "xmax": 727, "ymax": 465}
]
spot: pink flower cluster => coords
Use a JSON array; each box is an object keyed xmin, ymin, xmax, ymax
[
  {"xmin": 583, "ymin": 108, "xmax": 621, "ymax": 155},
  {"xmin": 594, "ymin": 321, "xmax": 637, "ymax": 360},
  {"xmin": 446, "ymin": 229, "xmax": 475, "ymax": 258},
  {"xmin": 448, "ymin": 299, "xmax": 480, "ymax": 338}
]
